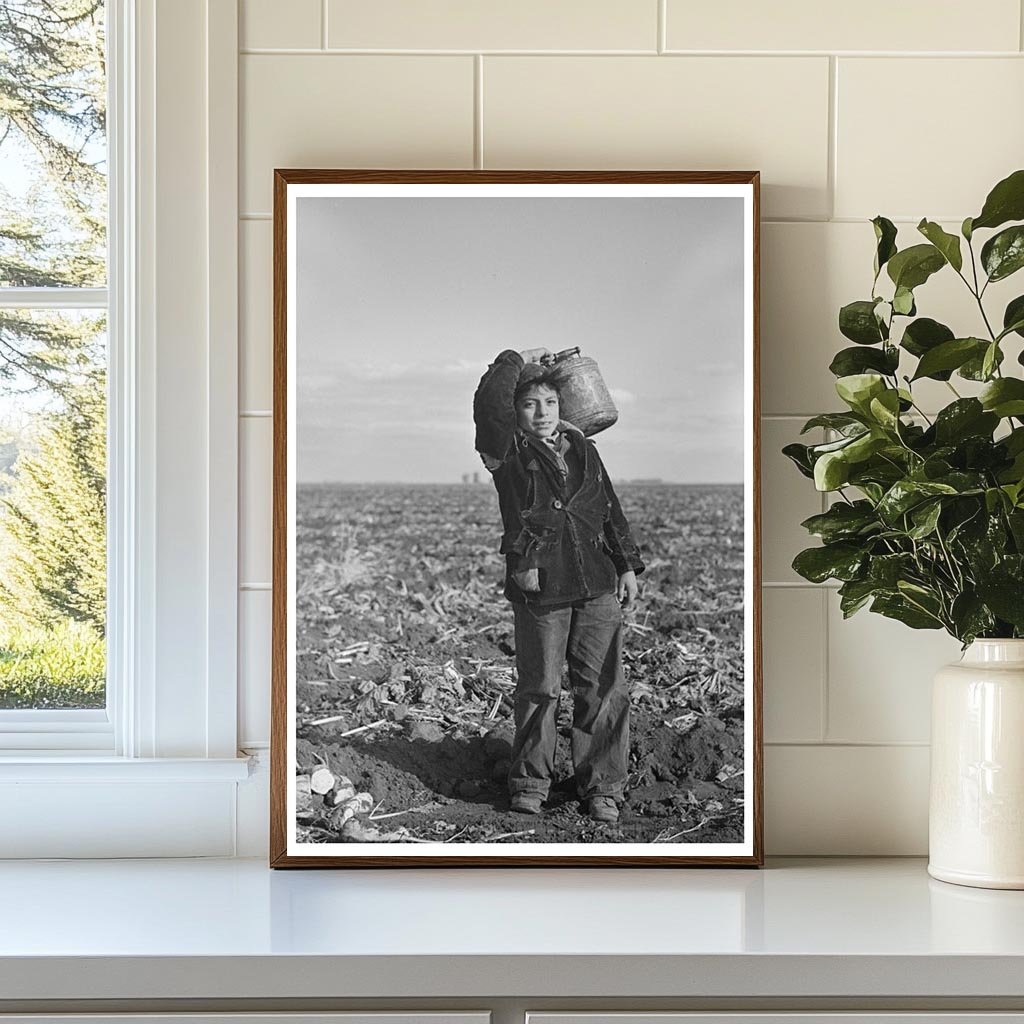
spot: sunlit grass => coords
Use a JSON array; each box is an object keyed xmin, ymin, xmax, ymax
[{"xmin": 0, "ymin": 619, "xmax": 105, "ymax": 709}]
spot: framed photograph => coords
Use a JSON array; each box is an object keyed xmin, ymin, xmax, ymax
[{"xmin": 270, "ymin": 170, "xmax": 762, "ymax": 867}]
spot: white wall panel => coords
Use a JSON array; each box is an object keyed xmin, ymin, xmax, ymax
[
  {"xmin": 483, "ymin": 56, "xmax": 831, "ymax": 219},
  {"xmin": 665, "ymin": 0, "xmax": 1021, "ymax": 53},
  {"xmin": 328, "ymin": 0, "xmax": 657, "ymax": 51},
  {"xmin": 242, "ymin": 0, "xmax": 322, "ymax": 50},
  {"xmin": 240, "ymin": 55, "xmax": 475, "ymax": 214},
  {"xmin": 766, "ymin": 744, "xmax": 930, "ymax": 854},
  {"xmin": 836, "ymin": 58, "xmax": 1024, "ymax": 221},
  {"xmin": 826, "ymin": 599, "xmax": 961, "ymax": 744},
  {"xmin": 240, "ymin": 219, "xmax": 272, "ymax": 411},
  {"xmin": 240, "ymin": 417, "xmax": 273, "ymax": 587},
  {"xmin": 763, "ymin": 588, "xmax": 825, "ymax": 743},
  {"xmin": 239, "ymin": 589, "xmax": 272, "ymax": 747}
]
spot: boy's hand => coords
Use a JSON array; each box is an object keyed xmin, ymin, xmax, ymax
[
  {"xmin": 617, "ymin": 570, "xmax": 638, "ymax": 608},
  {"xmin": 519, "ymin": 347, "xmax": 552, "ymax": 364}
]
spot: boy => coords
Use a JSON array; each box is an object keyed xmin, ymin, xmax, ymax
[{"xmin": 473, "ymin": 348, "xmax": 645, "ymax": 824}]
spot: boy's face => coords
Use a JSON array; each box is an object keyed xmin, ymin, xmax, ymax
[{"xmin": 515, "ymin": 384, "xmax": 560, "ymax": 439}]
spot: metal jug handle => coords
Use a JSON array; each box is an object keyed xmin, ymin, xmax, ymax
[{"xmin": 541, "ymin": 346, "xmax": 580, "ymax": 366}]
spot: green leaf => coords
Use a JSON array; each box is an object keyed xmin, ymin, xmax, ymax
[
  {"xmin": 800, "ymin": 501, "xmax": 879, "ymax": 543},
  {"xmin": 982, "ymin": 341, "xmax": 1000, "ymax": 381},
  {"xmin": 917, "ymin": 219, "xmax": 963, "ymax": 272},
  {"xmin": 868, "ymin": 389, "xmax": 901, "ymax": 430},
  {"xmin": 933, "ymin": 399, "xmax": 998, "ymax": 445},
  {"xmin": 782, "ymin": 442, "xmax": 814, "ymax": 479},
  {"xmin": 872, "ymin": 216, "xmax": 898, "ymax": 278},
  {"xmin": 962, "ymin": 216, "xmax": 974, "ymax": 241},
  {"xmin": 792, "ymin": 543, "xmax": 866, "ymax": 584},
  {"xmin": 877, "ymin": 479, "xmax": 958, "ymax": 524},
  {"xmin": 887, "ymin": 244, "xmax": 946, "ymax": 291},
  {"xmin": 839, "ymin": 299, "xmax": 887, "ymax": 345},
  {"xmin": 971, "ymin": 169, "xmax": 1024, "ymax": 232},
  {"xmin": 908, "ymin": 500, "xmax": 942, "ymax": 540},
  {"xmin": 980, "ymin": 378, "xmax": 1024, "ymax": 418},
  {"xmin": 868, "ymin": 553, "xmax": 915, "ymax": 587},
  {"xmin": 981, "ymin": 225, "xmax": 1024, "ymax": 283},
  {"xmin": 976, "ymin": 575, "xmax": 1024, "ymax": 629},
  {"xmin": 814, "ymin": 451, "xmax": 850, "ymax": 491},
  {"xmin": 959, "ymin": 343, "xmax": 1003, "ymax": 381},
  {"xmin": 900, "ymin": 318, "xmax": 955, "ymax": 368},
  {"xmin": 845, "ymin": 431, "xmax": 888, "ymax": 464},
  {"xmin": 911, "ymin": 337, "xmax": 987, "ymax": 381},
  {"xmin": 836, "ymin": 373, "xmax": 886, "ymax": 414},
  {"xmin": 892, "ymin": 286, "xmax": 916, "ymax": 316},
  {"xmin": 838, "ymin": 578, "xmax": 881, "ymax": 618},
  {"xmin": 950, "ymin": 593, "xmax": 995, "ymax": 644},
  {"xmin": 1003, "ymin": 295, "xmax": 1024, "ymax": 339},
  {"xmin": 871, "ymin": 594, "xmax": 943, "ymax": 630},
  {"xmin": 800, "ymin": 413, "xmax": 866, "ymax": 435},
  {"xmin": 829, "ymin": 345, "xmax": 899, "ymax": 378}
]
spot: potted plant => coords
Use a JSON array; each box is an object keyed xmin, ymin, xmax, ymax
[{"xmin": 785, "ymin": 169, "xmax": 1024, "ymax": 889}]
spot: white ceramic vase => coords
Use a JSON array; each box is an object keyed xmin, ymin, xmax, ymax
[{"xmin": 929, "ymin": 639, "xmax": 1024, "ymax": 889}]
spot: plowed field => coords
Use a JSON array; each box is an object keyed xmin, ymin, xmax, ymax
[{"xmin": 294, "ymin": 482, "xmax": 747, "ymax": 845}]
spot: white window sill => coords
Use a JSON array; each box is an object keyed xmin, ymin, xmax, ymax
[{"xmin": 0, "ymin": 754, "xmax": 252, "ymax": 782}]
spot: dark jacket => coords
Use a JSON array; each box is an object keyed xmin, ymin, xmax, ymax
[{"xmin": 474, "ymin": 349, "xmax": 645, "ymax": 607}]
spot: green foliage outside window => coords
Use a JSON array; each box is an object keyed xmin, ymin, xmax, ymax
[
  {"xmin": 0, "ymin": 1, "xmax": 107, "ymax": 708},
  {"xmin": 785, "ymin": 170, "xmax": 1024, "ymax": 645}
]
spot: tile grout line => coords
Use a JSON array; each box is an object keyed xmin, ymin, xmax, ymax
[
  {"xmin": 474, "ymin": 55, "xmax": 484, "ymax": 169},
  {"xmin": 321, "ymin": 0, "xmax": 328, "ymax": 50},
  {"xmin": 1021, "ymin": 0, "xmax": 1024, "ymax": 52},
  {"xmin": 657, "ymin": 0, "xmax": 666, "ymax": 54},
  {"xmin": 827, "ymin": 55, "xmax": 838, "ymax": 220},
  {"xmin": 237, "ymin": 47, "xmax": 1024, "ymax": 57},
  {"xmin": 766, "ymin": 740, "xmax": 931, "ymax": 748}
]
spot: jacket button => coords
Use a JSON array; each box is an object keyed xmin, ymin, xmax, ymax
[{"xmin": 552, "ymin": 499, "xmax": 563, "ymax": 510}]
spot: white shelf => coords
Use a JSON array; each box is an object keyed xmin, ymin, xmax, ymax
[{"xmin": 1, "ymin": 857, "xmax": 1023, "ymax": 1002}]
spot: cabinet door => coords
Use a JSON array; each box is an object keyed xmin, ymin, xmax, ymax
[
  {"xmin": 0, "ymin": 1015, "xmax": 489, "ymax": 1024},
  {"xmin": 528, "ymin": 1015, "xmax": 1024, "ymax": 1024}
]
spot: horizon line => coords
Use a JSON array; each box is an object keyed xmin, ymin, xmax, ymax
[{"xmin": 296, "ymin": 479, "xmax": 745, "ymax": 487}]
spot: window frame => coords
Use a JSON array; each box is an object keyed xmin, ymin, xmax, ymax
[
  {"xmin": 0, "ymin": 3, "xmax": 118, "ymax": 750},
  {"xmin": 0, "ymin": 0, "xmax": 247, "ymax": 848}
]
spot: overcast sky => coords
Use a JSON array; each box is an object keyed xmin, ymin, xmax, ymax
[{"xmin": 296, "ymin": 196, "xmax": 745, "ymax": 484}]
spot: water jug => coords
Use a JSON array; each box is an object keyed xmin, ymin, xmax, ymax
[{"xmin": 542, "ymin": 347, "xmax": 618, "ymax": 437}]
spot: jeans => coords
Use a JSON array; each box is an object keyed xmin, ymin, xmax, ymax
[{"xmin": 508, "ymin": 592, "xmax": 630, "ymax": 801}]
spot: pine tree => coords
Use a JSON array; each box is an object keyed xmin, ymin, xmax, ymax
[
  {"xmin": 0, "ymin": 370, "xmax": 105, "ymax": 632},
  {"xmin": 0, "ymin": 0, "xmax": 106, "ymax": 394}
]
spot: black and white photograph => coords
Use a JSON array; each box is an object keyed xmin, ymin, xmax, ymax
[{"xmin": 273, "ymin": 171, "xmax": 761, "ymax": 866}]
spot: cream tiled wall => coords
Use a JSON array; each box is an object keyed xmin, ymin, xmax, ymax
[{"xmin": 236, "ymin": 0, "xmax": 1023, "ymax": 854}]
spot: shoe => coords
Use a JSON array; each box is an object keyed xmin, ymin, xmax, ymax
[
  {"xmin": 510, "ymin": 793, "xmax": 543, "ymax": 815},
  {"xmin": 588, "ymin": 796, "xmax": 619, "ymax": 823}
]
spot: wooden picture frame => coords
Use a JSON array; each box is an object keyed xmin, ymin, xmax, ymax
[{"xmin": 271, "ymin": 170, "xmax": 762, "ymax": 867}]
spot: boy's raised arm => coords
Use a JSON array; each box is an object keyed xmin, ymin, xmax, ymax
[{"xmin": 473, "ymin": 349, "xmax": 524, "ymax": 466}]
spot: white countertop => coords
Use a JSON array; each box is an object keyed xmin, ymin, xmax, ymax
[{"xmin": 1, "ymin": 857, "xmax": 1024, "ymax": 1001}]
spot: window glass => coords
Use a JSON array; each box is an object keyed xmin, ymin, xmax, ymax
[
  {"xmin": 0, "ymin": 1, "xmax": 107, "ymax": 711},
  {"xmin": 0, "ymin": 1, "xmax": 106, "ymax": 287}
]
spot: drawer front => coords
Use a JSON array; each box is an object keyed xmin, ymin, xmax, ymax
[
  {"xmin": 528, "ymin": 1016, "xmax": 1024, "ymax": 1024},
  {"xmin": 0, "ymin": 1016, "xmax": 489, "ymax": 1024}
]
